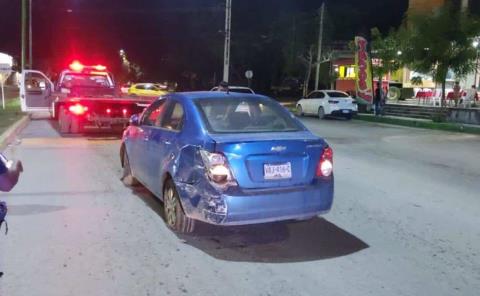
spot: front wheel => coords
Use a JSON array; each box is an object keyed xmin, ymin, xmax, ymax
[
  {"xmin": 318, "ymin": 107, "xmax": 325, "ymax": 120},
  {"xmin": 296, "ymin": 105, "xmax": 304, "ymax": 117},
  {"xmin": 163, "ymin": 179, "xmax": 196, "ymax": 233}
]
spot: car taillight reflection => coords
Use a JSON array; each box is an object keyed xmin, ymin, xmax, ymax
[{"xmin": 316, "ymin": 146, "xmax": 333, "ymax": 177}]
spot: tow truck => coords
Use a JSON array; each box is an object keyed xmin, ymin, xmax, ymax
[{"xmin": 20, "ymin": 61, "xmax": 153, "ymax": 134}]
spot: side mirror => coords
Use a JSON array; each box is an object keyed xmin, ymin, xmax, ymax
[{"xmin": 129, "ymin": 114, "xmax": 140, "ymax": 126}]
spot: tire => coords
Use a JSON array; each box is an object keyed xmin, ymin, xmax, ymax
[
  {"xmin": 70, "ymin": 116, "xmax": 83, "ymax": 134},
  {"xmin": 122, "ymin": 149, "xmax": 140, "ymax": 186},
  {"xmin": 345, "ymin": 114, "xmax": 353, "ymax": 120},
  {"xmin": 296, "ymin": 105, "xmax": 304, "ymax": 117},
  {"xmin": 58, "ymin": 106, "xmax": 70, "ymax": 134},
  {"xmin": 318, "ymin": 107, "xmax": 325, "ymax": 119},
  {"xmin": 163, "ymin": 179, "xmax": 196, "ymax": 233}
]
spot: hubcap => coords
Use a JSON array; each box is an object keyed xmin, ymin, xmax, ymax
[{"xmin": 165, "ymin": 187, "xmax": 177, "ymax": 227}]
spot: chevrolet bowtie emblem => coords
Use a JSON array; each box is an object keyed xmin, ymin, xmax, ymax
[{"xmin": 271, "ymin": 146, "xmax": 287, "ymax": 152}]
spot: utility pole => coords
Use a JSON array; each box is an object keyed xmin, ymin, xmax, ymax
[
  {"xmin": 29, "ymin": 0, "xmax": 33, "ymax": 68},
  {"xmin": 21, "ymin": 0, "xmax": 27, "ymax": 71},
  {"xmin": 314, "ymin": 2, "xmax": 325, "ymax": 90},
  {"xmin": 223, "ymin": 0, "xmax": 232, "ymax": 83}
]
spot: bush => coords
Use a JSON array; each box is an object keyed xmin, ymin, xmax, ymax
[{"xmin": 432, "ymin": 113, "xmax": 447, "ymax": 123}]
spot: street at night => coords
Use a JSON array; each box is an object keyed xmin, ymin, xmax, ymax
[{"xmin": 0, "ymin": 118, "xmax": 478, "ymax": 296}]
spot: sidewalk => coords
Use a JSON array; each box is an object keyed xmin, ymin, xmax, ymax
[{"xmin": 355, "ymin": 113, "xmax": 480, "ymax": 135}]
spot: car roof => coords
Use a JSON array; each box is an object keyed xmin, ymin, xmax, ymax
[{"xmin": 169, "ymin": 91, "xmax": 267, "ymax": 101}]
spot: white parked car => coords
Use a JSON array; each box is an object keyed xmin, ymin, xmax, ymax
[{"xmin": 296, "ymin": 90, "xmax": 358, "ymax": 120}]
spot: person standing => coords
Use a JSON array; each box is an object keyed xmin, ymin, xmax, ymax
[
  {"xmin": 464, "ymin": 85, "xmax": 478, "ymax": 108},
  {"xmin": 373, "ymin": 82, "xmax": 383, "ymax": 116},
  {"xmin": 452, "ymin": 81, "xmax": 462, "ymax": 107}
]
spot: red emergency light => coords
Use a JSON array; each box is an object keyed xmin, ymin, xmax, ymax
[
  {"xmin": 69, "ymin": 61, "xmax": 84, "ymax": 72},
  {"xmin": 93, "ymin": 65, "xmax": 107, "ymax": 71},
  {"xmin": 69, "ymin": 61, "xmax": 107, "ymax": 72}
]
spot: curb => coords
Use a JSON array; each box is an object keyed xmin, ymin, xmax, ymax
[{"xmin": 0, "ymin": 115, "xmax": 30, "ymax": 150}]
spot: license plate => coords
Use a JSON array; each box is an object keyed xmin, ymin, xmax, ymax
[
  {"xmin": 264, "ymin": 163, "xmax": 292, "ymax": 180},
  {"xmin": 342, "ymin": 110, "xmax": 350, "ymax": 114}
]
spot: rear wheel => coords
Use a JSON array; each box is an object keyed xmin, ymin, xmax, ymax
[
  {"xmin": 296, "ymin": 105, "xmax": 304, "ymax": 117},
  {"xmin": 318, "ymin": 107, "xmax": 325, "ymax": 119},
  {"xmin": 163, "ymin": 179, "xmax": 195, "ymax": 233},
  {"xmin": 70, "ymin": 116, "xmax": 84, "ymax": 134},
  {"xmin": 122, "ymin": 149, "xmax": 140, "ymax": 186}
]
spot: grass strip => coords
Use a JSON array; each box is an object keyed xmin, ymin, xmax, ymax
[
  {"xmin": 355, "ymin": 114, "xmax": 480, "ymax": 135},
  {"xmin": 0, "ymin": 99, "xmax": 25, "ymax": 135}
]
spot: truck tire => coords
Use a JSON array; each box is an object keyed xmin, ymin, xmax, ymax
[
  {"xmin": 58, "ymin": 106, "xmax": 70, "ymax": 134},
  {"xmin": 70, "ymin": 116, "xmax": 83, "ymax": 134}
]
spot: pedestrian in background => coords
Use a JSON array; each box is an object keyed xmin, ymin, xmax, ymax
[
  {"xmin": 217, "ymin": 81, "xmax": 229, "ymax": 92},
  {"xmin": 464, "ymin": 85, "xmax": 478, "ymax": 108},
  {"xmin": 374, "ymin": 82, "xmax": 383, "ymax": 116},
  {"xmin": 452, "ymin": 81, "xmax": 462, "ymax": 107}
]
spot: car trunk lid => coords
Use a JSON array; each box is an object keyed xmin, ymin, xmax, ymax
[{"xmin": 210, "ymin": 131, "xmax": 326, "ymax": 189}]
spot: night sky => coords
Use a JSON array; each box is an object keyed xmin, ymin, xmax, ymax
[{"xmin": 0, "ymin": 0, "xmax": 408, "ymax": 89}]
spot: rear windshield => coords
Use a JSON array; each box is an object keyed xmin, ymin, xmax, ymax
[
  {"xmin": 196, "ymin": 97, "xmax": 302, "ymax": 133},
  {"xmin": 327, "ymin": 91, "xmax": 349, "ymax": 98},
  {"xmin": 60, "ymin": 73, "xmax": 113, "ymax": 88}
]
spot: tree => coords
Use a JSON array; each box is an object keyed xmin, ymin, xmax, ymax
[
  {"xmin": 399, "ymin": 5, "xmax": 480, "ymax": 106},
  {"xmin": 370, "ymin": 27, "xmax": 403, "ymax": 85}
]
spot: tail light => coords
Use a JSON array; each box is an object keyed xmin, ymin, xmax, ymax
[
  {"xmin": 122, "ymin": 108, "xmax": 128, "ymax": 116},
  {"xmin": 200, "ymin": 150, "xmax": 237, "ymax": 186},
  {"xmin": 106, "ymin": 108, "xmax": 112, "ymax": 114},
  {"xmin": 69, "ymin": 104, "xmax": 88, "ymax": 115},
  {"xmin": 316, "ymin": 146, "xmax": 333, "ymax": 177}
]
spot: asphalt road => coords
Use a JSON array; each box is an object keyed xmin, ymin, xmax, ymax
[{"xmin": 1, "ymin": 117, "xmax": 479, "ymax": 296}]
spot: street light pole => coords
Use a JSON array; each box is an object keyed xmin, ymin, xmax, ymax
[
  {"xmin": 223, "ymin": 0, "xmax": 232, "ymax": 83},
  {"xmin": 29, "ymin": 0, "xmax": 33, "ymax": 68},
  {"xmin": 314, "ymin": 2, "xmax": 325, "ymax": 90},
  {"xmin": 21, "ymin": 0, "xmax": 27, "ymax": 71}
]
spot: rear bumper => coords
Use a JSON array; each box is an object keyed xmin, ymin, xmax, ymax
[
  {"xmin": 330, "ymin": 109, "xmax": 357, "ymax": 117},
  {"xmin": 176, "ymin": 179, "xmax": 334, "ymax": 226}
]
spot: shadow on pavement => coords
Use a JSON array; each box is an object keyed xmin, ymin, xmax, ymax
[
  {"xmin": 130, "ymin": 185, "xmax": 369, "ymax": 263},
  {"xmin": 177, "ymin": 218, "xmax": 368, "ymax": 263}
]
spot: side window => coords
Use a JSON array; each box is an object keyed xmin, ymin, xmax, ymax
[
  {"xmin": 141, "ymin": 100, "xmax": 167, "ymax": 126},
  {"xmin": 136, "ymin": 85, "xmax": 145, "ymax": 90},
  {"xmin": 25, "ymin": 72, "xmax": 49, "ymax": 94},
  {"xmin": 316, "ymin": 92, "xmax": 325, "ymax": 99},
  {"xmin": 307, "ymin": 92, "xmax": 321, "ymax": 99},
  {"xmin": 161, "ymin": 102, "xmax": 184, "ymax": 131}
]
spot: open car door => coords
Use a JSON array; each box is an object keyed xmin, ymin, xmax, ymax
[{"xmin": 20, "ymin": 70, "xmax": 54, "ymax": 113}]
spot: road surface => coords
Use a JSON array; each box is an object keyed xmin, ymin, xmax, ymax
[{"xmin": 1, "ymin": 117, "xmax": 479, "ymax": 296}]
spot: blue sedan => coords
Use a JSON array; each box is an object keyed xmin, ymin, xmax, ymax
[{"xmin": 120, "ymin": 92, "xmax": 334, "ymax": 233}]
